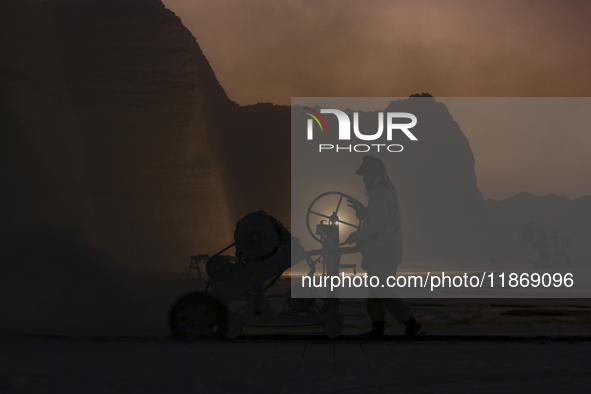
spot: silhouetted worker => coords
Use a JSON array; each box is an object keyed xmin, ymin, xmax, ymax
[{"xmin": 345, "ymin": 155, "xmax": 422, "ymax": 338}]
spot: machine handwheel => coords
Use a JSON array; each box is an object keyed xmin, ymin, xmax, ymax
[
  {"xmin": 169, "ymin": 292, "xmax": 227, "ymax": 341},
  {"xmin": 306, "ymin": 191, "xmax": 362, "ymax": 246}
]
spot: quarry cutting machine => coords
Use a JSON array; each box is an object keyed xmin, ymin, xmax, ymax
[{"xmin": 169, "ymin": 192, "xmax": 360, "ymax": 340}]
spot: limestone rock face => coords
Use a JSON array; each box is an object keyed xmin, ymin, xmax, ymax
[
  {"xmin": 485, "ymin": 193, "xmax": 591, "ymax": 264},
  {"xmin": 217, "ymin": 103, "xmax": 291, "ymax": 225},
  {"xmin": 385, "ymin": 97, "xmax": 493, "ymax": 261},
  {"xmin": 0, "ymin": 0, "xmax": 92, "ymax": 235},
  {"xmin": 290, "ymin": 96, "xmax": 493, "ymax": 262},
  {"xmin": 45, "ymin": 0, "xmax": 237, "ymax": 271},
  {"xmin": 1, "ymin": 0, "xmax": 235, "ymax": 272},
  {"xmin": 0, "ymin": 0, "xmax": 497, "ymax": 271}
]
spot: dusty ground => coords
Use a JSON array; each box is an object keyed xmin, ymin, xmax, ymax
[
  {"xmin": 1, "ymin": 334, "xmax": 590, "ymax": 393},
  {"xmin": 2, "ymin": 274, "xmax": 591, "ymax": 393}
]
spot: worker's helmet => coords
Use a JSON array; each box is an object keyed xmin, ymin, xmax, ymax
[{"xmin": 354, "ymin": 155, "xmax": 386, "ymax": 176}]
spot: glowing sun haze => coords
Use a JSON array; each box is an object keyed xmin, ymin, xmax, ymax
[{"xmin": 162, "ymin": 0, "xmax": 591, "ymax": 199}]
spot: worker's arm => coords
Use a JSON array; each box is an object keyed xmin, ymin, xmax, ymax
[
  {"xmin": 347, "ymin": 197, "xmax": 367, "ymax": 220},
  {"xmin": 345, "ymin": 190, "xmax": 389, "ymax": 244}
]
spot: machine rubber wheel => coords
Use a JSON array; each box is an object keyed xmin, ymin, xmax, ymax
[
  {"xmin": 324, "ymin": 320, "xmax": 342, "ymax": 339},
  {"xmin": 224, "ymin": 319, "xmax": 242, "ymax": 339},
  {"xmin": 169, "ymin": 292, "xmax": 227, "ymax": 341}
]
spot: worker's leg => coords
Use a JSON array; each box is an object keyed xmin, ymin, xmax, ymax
[
  {"xmin": 366, "ymin": 298, "xmax": 386, "ymax": 323},
  {"xmin": 364, "ymin": 241, "xmax": 421, "ymax": 336},
  {"xmin": 367, "ymin": 272, "xmax": 413, "ymax": 323},
  {"xmin": 370, "ymin": 240, "xmax": 412, "ymax": 323},
  {"xmin": 380, "ymin": 297, "xmax": 412, "ymax": 323}
]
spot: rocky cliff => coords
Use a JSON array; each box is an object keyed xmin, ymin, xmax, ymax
[
  {"xmin": 0, "ymin": 0, "xmax": 494, "ymax": 270},
  {"xmin": 1, "ymin": 0, "xmax": 244, "ymax": 276},
  {"xmin": 1, "ymin": 0, "xmax": 527, "ymax": 272},
  {"xmin": 290, "ymin": 96, "xmax": 494, "ymax": 262},
  {"xmin": 0, "ymin": 0, "xmax": 92, "ymax": 236},
  {"xmin": 485, "ymin": 192, "xmax": 591, "ymax": 264},
  {"xmin": 385, "ymin": 96, "xmax": 493, "ymax": 261}
]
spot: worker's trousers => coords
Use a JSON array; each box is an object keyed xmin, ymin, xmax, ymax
[{"xmin": 363, "ymin": 239, "xmax": 412, "ymax": 324}]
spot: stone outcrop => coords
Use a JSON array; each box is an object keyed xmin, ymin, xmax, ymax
[
  {"xmin": 4, "ymin": 0, "xmax": 566, "ymax": 272},
  {"xmin": 485, "ymin": 192, "xmax": 591, "ymax": 264},
  {"xmin": 1, "ymin": 0, "xmax": 236, "ymax": 273},
  {"xmin": 0, "ymin": 0, "xmax": 92, "ymax": 236},
  {"xmin": 0, "ymin": 0, "xmax": 294, "ymax": 335},
  {"xmin": 216, "ymin": 102, "xmax": 291, "ymax": 224},
  {"xmin": 385, "ymin": 97, "xmax": 493, "ymax": 261},
  {"xmin": 290, "ymin": 97, "xmax": 494, "ymax": 262}
]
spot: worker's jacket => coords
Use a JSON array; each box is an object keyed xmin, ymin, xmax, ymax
[{"xmin": 353, "ymin": 181, "xmax": 403, "ymax": 270}]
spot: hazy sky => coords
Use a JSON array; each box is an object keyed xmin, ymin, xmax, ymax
[{"xmin": 162, "ymin": 0, "xmax": 591, "ymax": 199}]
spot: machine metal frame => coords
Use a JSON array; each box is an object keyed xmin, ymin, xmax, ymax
[{"xmin": 169, "ymin": 192, "xmax": 361, "ymax": 340}]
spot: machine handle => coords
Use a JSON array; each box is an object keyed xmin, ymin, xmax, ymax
[{"xmin": 307, "ymin": 246, "xmax": 358, "ymax": 256}]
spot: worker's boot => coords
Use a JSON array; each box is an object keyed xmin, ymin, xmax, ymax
[
  {"xmin": 404, "ymin": 317, "xmax": 422, "ymax": 337},
  {"xmin": 359, "ymin": 321, "xmax": 385, "ymax": 339}
]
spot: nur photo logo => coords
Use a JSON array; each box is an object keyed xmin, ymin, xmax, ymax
[{"xmin": 303, "ymin": 108, "xmax": 418, "ymax": 153}]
